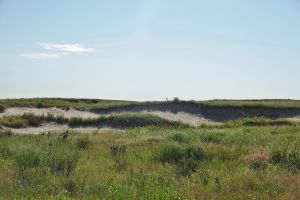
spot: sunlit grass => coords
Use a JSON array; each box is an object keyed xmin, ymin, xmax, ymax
[{"xmin": 0, "ymin": 122, "xmax": 299, "ymax": 199}]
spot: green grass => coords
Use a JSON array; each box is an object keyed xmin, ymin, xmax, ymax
[
  {"xmin": 1, "ymin": 98, "xmax": 300, "ymax": 110},
  {"xmin": 200, "ymin": 99, "xmax": 300, "ymax": 108},
  {"xmin": 0, "ymin": 113, "xmax": 186, "ymax": 129},
  {"xmin": 0, "ymin": 98, "xmax": 134, "ymax": 109},
  {"xmin": 0, "ymin": 121, "xmax": 299, "ymax": 199}
]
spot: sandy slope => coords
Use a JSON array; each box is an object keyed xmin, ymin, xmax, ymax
[
  {"xmin": 4, "ymin": 123, "xmax": 121, "ymax": 135},
  {"xmin": 0, "ymin": 107, "xmax": 99, "ymax": 118},
  {"xmin": 0, "ymin": 107, "xmax": 206, "ymax": 134},
  {"xmin": 2, "ymin": 106, "xmax": 300, "ymax": 135}
]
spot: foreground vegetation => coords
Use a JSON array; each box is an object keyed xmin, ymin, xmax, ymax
[{"xmin": 0, "ymin": 120, "xmax": 299, "ymax": 199}]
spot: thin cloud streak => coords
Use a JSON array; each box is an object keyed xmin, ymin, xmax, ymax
[
  {"xmin": 20, "ymin": 53, "xmax": 60, "ymax": 60},
  {"xmin": 39, "ymin": 43, "xmax": 95, "ymax": 53}
]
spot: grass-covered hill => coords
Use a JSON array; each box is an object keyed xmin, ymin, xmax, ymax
[{"xmin": 1, "ymin": 98, "xmax": 300, "ymax": 110}]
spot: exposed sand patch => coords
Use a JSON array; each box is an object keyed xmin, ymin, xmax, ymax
[
  {"xmin": 3, "ymin": 123, "xmax": 121, "ymax": 135},
  {"xmin": 0, "ymin": 107, "xmax": 207, "ymax": 134},
  {"xmin": 0, "ymin": 107, "xmax": 206, "ymax": 126},
  {"xmin": 143, "ymin": 111, "xmax": 207, "ymax": 126},
  {"xmin": 2, "ymin": 106, "xmax": 300, "ymax": 135},
  {"xmin": 0, "ymin": 107, "xmax": 99, "ymax": 118}
]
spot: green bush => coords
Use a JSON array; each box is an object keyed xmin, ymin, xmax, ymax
[
  {"xmin": 76, "ymin": 137, "xmax": 90, "ymax": 150},
  {"xmin": 0, "ymin": 143, "xmax": 12, "ymax": 159},
  {"xmin": 110, "ymin": 144, "xmax": 127, "ymax": 157},
  {"xmin": 21, "ymin": 113, "xmax": 42, "ymax": 127},
  {"xmin": 199, "ymin": 133, "xmax": 225, "ymax": 143},
  {"xmin": 169, "ymin": 133, "xmax": 190, "ymax": 143},
  {"xmin": 0, "ymin": 116, "xmax": 28, "ymax": 128},
  {"xmin": 157, "ymin": 144, "xmax": 205, "ymax": 176},
  {"xmin": 15, "ymin": 149, "xmax": 42, "ymax": 171},
  {"xmin": 271, "ymin": 145, "xmax": 300, "ymax": 171},
  {"xmin": 69, "ymin": 117, "xmax": 85, "ymax": 126},
  {"xmin": 0, "ymin": 104, "xmax": 4, "ymax": 113},
  {"xmin": 46, "ymin": 150, "xmax": 79, "ymax": 176},
  {"xmin": 0, "ymin": 129, "xmax": 12, "ymax": 137},
  {"xmin": 157, "ymin": 144, "xmax": 205, "ymax": 164},
  {"xmin": 110, "ymin": 144, "xmax": 127, "ymax": 171}
]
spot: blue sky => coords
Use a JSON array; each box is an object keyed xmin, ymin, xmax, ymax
[{"xmin": 0, "ymin": 0, "xmax": 300, "ymax": 100}]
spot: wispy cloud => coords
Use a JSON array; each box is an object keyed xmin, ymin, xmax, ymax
[
  {"xmin": 21, "ymin": 43, "xmax": 95, "ymax": 60},
  {"xmin": 20, "ymin": 53, "xmax": 60, "ymax": 60},
  {"xmin": 39, "ymin": 43, "xmax": 95, "ymax": 53}
]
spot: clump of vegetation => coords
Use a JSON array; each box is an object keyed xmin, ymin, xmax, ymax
[
  {"xmin": 110, "ymin": 144, "xmax": 127, "ymax": 170},
  {"xmin": 0, "ymin": 142, "xmax": 12, "ymax": 158},
  {"xmin": 110, "ymin": 144, "xmax": 127, "ymax": 157},
  {"xmin": 245, "ymin": 152, "xmax": 269, "ymax": 171},
  {"xmin": 271, "ymin": 144, "xmax": 300, "ymax": 171},
  {"xmin": 169, "ymin": 133, "xmax": 190, "ymax": 143},
  {"xmin": 0, "ymin": 104, "xmax": 4, "ymax": 113},
  {"xmin": 76, "ymin": 137, "xmax": 90, "ymax": 150},
  {"xmin": 214, "ymin": 176, "xmax": 222, "ymax": 192},
  {"xmin": 0, "ymin": 129, "xmax": 12, "ymax": 137},
  {"xmin": 173, "ymin": 97, "xmax": 180, "ymax": 103},
  {"xmin": 157, "ymin": 144, "xmax": 205, "ymax": 176},
  {"xmin": 15, "ymin": 149, "xmax": 42, "ymax": 171},
  {"xmin": 68, "ymin": 113, "xmax": 185, "ymax": 128},
  {"xmin": 225, "ymin": 117, "xmax": 296, "ymax": 127},
  {"xmin": 46, "ymin": 150, "xmax": 79, "ymax": 176}
]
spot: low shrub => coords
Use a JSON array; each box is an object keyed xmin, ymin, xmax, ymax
[
  {"xmin": 0, "ymin": 104, "xmax": 4, "ymax": 113},
  {"xmin": 46, "ymin": 150, "xmax": 79, "ymax": 176},
  {"xmin": 110, "ymin": 144, "xmax": 127, "ymax": 171},
  {"xmin": 76, "ymin": 137, "xmax": 90, "ymax": 150},
  {"xmin": 169, "ymin": 133, "xmax": 190, "ymax": 143},
  {"xmin": 156, "ymin": 144, "xmax": 187, "ymax": 163},
  {"xmin": 271, "ymin": 145, "xmax": 300, "ymax": 171},
  {"xmin": 15, "ymin": 149, "xmax": 42, "ymax": 171},
  {"xmin": 21, "ymin": 113, "xmax": 42, "ymax": 127},
  {"xmin": 0, "ymin": 116, "xmax": 28, "ymax": 128},
  {"xmin": 69, "ymin": 117, "xmax": 86, "ymax": 126},
  {"xmin": 199, "ymin": 133, "xmax": 225, "ymax": 143},
  {"xmin": 214, "ymin": 176, "xmax": 222, "ymax": 192},
  {"xmin": 0, "ymin": 129, "xmax": 12, "ymax": 137},
  {"xmin": 65, "ymin": 179, "xmax": 77, "ymax": 195},
  {"xmin": 110, "ymin": 144, "xmax": 127, "ymax": 157},
  {"xmin": 0, "ymin": 143, "xmax": 12, "ymax": 158},
  {"xmin": 157, "ymin": 144, "xmax": 205, "ymax": 176}
]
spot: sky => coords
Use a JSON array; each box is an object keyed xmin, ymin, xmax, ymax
[{"xmin": 0, "ymin": 0, "xmax": 300, "ymax": 101}]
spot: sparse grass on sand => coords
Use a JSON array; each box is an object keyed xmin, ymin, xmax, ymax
[
  {"xmin": 0, "ymin": 113, "xmax": 185, "ymax": 129},
  {"xmin": 0, "ymin": 120, "xmax": 299, "ymax": 199}
]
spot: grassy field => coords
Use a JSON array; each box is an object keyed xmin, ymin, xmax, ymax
[
  {"xmin": 0, "ymin": 98, "xmax": 134, "ymax": 109},
  {"xmin": 1, "ymin": 98, "xmax": 300, "ymax": 111},
  {"xmin": 200, "ymin": 99, "xmax": 300, "ymax": 108},
  {"xmin": 0, "ymin": 121, "xmax": 299, "ymax": 199}
]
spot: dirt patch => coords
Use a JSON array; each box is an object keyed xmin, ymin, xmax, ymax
[
  {"xmin": 3, "ymin": 123, "xmax": 121, "ymax": 135},
  {"xmin": 0, "ymin": 107, "xmax": 99, "ymax": 118},
  {"xmin": 143, "ymin": 111, "xmax": 207, "ymax": 126},
  {"xmin": 0, "ymin": 107, "xmax": 206, "ymax": 126}
]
